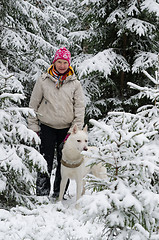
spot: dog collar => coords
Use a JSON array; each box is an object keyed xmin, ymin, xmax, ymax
[{"xmin": 61, "ymin": 158, "xmax": 83, "ymax": 168}]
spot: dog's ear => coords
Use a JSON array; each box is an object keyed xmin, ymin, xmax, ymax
[
  {"xmin": 72, "ymin": 124, "xmax": 78, "ymax": 134},
  {"xmin": 83, "ymin": 124, "xmax": 87, "ymax": 133}
]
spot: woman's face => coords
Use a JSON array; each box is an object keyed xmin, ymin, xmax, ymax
[{"xmin": 54, "ymin": 59, "xmax": 69, "ymax": 74}]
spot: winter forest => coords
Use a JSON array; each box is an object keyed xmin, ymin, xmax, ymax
[{"xmin": 0, "ymin": 0, "xmax": 159, "ymax": 239}]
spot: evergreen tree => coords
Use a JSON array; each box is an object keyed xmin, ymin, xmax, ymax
[
  {"xmin": 69, "ymin": 0, "xmax": 159, "ymax": 120},
  {"xmin": 0, "ymin": 61, "xmax": 47, "ymax": 208},
  {"xmin": 0, "ymin": 0, "xmax": 71, "ymax": 104},
  {"xmin": 81, "ymin": 65, "xmax": 159, "ymax": 239}
]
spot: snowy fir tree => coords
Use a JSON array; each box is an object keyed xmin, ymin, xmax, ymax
[
  {"xmin": 69, "ymin": 0, "xmax": 159, "ymax": 119},
  {"xmin": 0, "ymin": 61, "xmax": 47, "ymax": 208},
  {"xmin": 0, "ymin": 0, "xmax": 71, "ymax": 104},
  {"xmin": 79, "ymin": 66, "xmax": 159, "ymax": 239}
]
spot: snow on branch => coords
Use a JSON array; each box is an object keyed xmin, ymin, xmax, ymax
[
  {"xmin": 125, "ymin": 18, "xmax": 155, "ymax": 36},
  {"xmin": 0, "ymin": 93, "xmax": 25, "ymax": 102},
  {"xmin": 127, "ymin": 82, "xmax": 159, "ymax": 100},
  {"xmin": 132, "ymin": 52, "xmax": 158, "ymax": 73},
  {"xmin": 68, "ymin": 30, "xmax": 91, "ymax": 41},
  {"xmin": 0, "ymin": 72, "xmax": 14, "ymax": 80},
  {"xmin": 106, "ymin": 9, "xmax": 125, "ymax": 23},
  {"xmin": 127, "ymin": 82, "xmax": 147, "ymax": 91},
  {"xmin": 141, "ymin": 0, "xmax": 159, "ymax": 17},
  {"xmin": 89, "ymin": 119, "xmax": 113, "ymax": 134},
  {"xmin": 78, "ymin": 49, "xmax": 129, "ymax": 78},
  {"xmin": 142, "ymin": 70, "xmax": 158, "ymax": 85}
]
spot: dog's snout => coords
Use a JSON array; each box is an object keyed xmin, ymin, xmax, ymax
[{"xmin": 83, "ymin": 146, "xmax": 88, "ymax": 151}]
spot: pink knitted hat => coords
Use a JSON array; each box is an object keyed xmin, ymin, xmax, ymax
[{"xmin": 53, "ymin": 47, "xmax": 71, "ymax": 65}]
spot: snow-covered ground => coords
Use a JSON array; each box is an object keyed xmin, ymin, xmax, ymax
[{"xmin": 0, "ymin": 180, "xmax": 106, "ymax": 240}]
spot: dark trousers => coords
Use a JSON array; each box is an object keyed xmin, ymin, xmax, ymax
[{"xmin": 36, "ymin": 124, "xmax": 69, "ymax": 196}]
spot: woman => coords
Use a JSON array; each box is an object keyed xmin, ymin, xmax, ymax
[{"xmin": 28, "ymin": 47, "xmax": 85, "ymax": 198}]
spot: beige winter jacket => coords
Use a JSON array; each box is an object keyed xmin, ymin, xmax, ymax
[{"xmin": 28, "ymin": 72, "xmax": 85, "ymax": 133}]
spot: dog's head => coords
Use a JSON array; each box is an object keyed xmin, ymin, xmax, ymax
[{"xmin": 70, "ymin": 124, "xmax": 88, "ymax": 152}]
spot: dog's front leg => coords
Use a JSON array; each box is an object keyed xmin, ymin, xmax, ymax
[
  {"xmin": 76, "ymin": 177, "xmax": 82, "ymax": 202},
  {"xmin": 75, "ymin": 178, "xmax": 83, "ymax": 210},
  {"xmin": 81, "ymin": 179, "xmax": 86, "ymax": 195},
  {"xmin": 59, "ymin": 176, "xmax": 68, "ymax": 201}
]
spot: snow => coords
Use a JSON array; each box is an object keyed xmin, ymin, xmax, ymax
[
  {"xmin": 0, "ymin": 93, "xmax": 25, "ymax": 102},
  {"xmin": 81, "ymin": 0, "xmax": 101, "ymax": 5},
  {"xmin": 69, "ymin": 30, "xmax": 91, "ymax": 41},
  {"xmin": 0, "ymin": 179, "xmax": 6, "ymax": 192},
  {"xmin": 132, "ymin": 52, "xmax": 158, "ymax": 73},
  {"xmin": 78, "ymin": 49, "xmax": 130, "ymax": 79},
  {"xmin": 107, "ymin": 9, "xmax": 125, "ymax": 23},
  {"xmin": 1, "ymin": 29, "xmax": 28, "ymax": 51},
  {"xmin": 125, "ymin": 18, "xmax": 155, "ymax": 36},
  {"xmin": 126, "ymin": 0, "xmax": 140, "ymax": 16},
  {"xmin": 0, "ymin": 181, "xmax": 106, "ymax": 240},
  {"xmin": 141, "ymin": 0, "xmax": 159, "ymax": 17}
]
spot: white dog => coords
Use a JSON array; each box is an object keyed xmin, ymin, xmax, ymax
[{"xmin": 59, "ymin": 124, "xmax": 107, "ymax": 203}]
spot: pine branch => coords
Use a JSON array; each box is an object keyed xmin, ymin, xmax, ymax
[
  {"xmin": 142, "ymin": 70, "xmax": 158, "ymax": 85},
  {"xmin": 0, "ymin": 73, "xmax": 14, "ymax": 80},
  {"xmin": 0, "ymin": 153, "xmax": 14, "ymax": 162}
]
